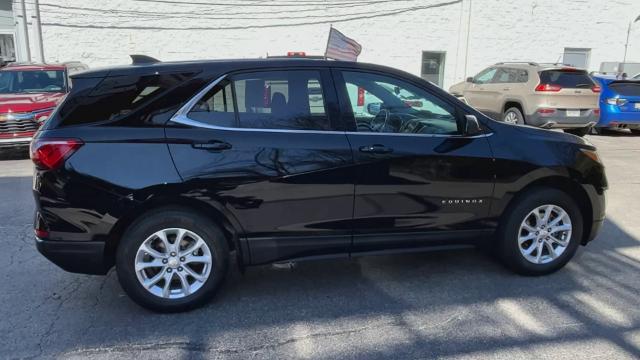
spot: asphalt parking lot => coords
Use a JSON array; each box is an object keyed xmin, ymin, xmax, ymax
[{"xmin": 0, "ymin": 132, "xmax": 639, "ymax": 360}]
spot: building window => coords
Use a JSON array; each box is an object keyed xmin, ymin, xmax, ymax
[
  {"xmin": 421, "ymin": 51, "xmax": 446, "ymax": 87},
  {"xmin": 0, "ymin": 34, "xmax": 16, "ymax": 62},
  {"xmin": 563, "ymin": 48, "xmax": 591, "ymax": 69}
]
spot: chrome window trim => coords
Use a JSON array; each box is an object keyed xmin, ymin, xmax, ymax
[
  {"xmin": 344, "ymin": 131, "xmax": 492, "ymax": 139},
  {"xmin": 171, "ymin": 74, "xmax": 494, "ymax": 139},
  {"xmin": 171, "ymin": 74, "xmax": 228, "ymax": 119}
]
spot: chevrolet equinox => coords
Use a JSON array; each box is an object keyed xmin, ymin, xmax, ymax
[{"xmin": 31, "ymin": 56, "xmax": 607, "ymax": 312}]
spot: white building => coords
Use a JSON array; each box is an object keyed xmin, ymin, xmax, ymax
[{"xmin": 10, "ymin": 0, "xmax": 640, "ymax": 89}]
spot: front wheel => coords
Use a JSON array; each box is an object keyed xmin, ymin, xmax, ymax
[
  {"xmin": 116, "ymin": 207, "xmax": 229, "ymax": 312},
  {"xmin": 630, "ymin": 129, "xmax": 640, "ymax": 135},
  {"xmin": 564, "ymin": 127, "xmax": 590, "ymax": 137},
  {"xmin": 497, "ymin": 187, "xmax": 583, "ymax": 276}
]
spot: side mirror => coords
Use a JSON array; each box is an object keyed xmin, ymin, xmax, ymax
[
  {"xmin": 366, "ymin": 102, "xmax": 381, "ymax": 115},
  {"xmin": 463, "ymin": 115, "xmax": 482, "ymax": 135},
  {"xmin": 466, "ymin": 76, "xmax": 474, "ymax": 83}
]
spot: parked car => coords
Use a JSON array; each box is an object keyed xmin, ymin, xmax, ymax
[
  {"xmin": 449, "ymin": 62, "xmax": 600, "ymax": 137},
  {"xmin": 32, "ymin": 57, "xmax": 607, "ymax": 312},
  {"xmin": 0, "ymin": 62, "xmax": 88, "ymax": 151},
  {"xmin": 591, "ymin": 74, "xmax": 640, "ymax": 134}
]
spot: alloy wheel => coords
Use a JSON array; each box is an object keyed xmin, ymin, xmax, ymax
[
  {"xmin": 504, "ymin": 111, "xmax": 519, "ymax": 124},
  {"xmin": 134, "ymin": 228, "xmax": 213, "ymax": 299},
  {"xmin": 517, "ymin": 205, "xmax": 572, "ymax": 264}
]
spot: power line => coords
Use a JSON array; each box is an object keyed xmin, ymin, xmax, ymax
[
  {"xmin": 40, "ymin": 5, "xmax": 416, "ymax": 22},
  {"xmin": 41, "ymin": 0, "xmax": 462, "ymax": 30},
  {"xmin": 37, "ymin": 0, "xmax": 422, "ymax": 17},
  {"xmin": 132, "ymin": 0, "xmax": 416, "ymax": 6},
  {"xmin": 35, "ymin": 0, "xmax": 444, "ymax": 21}
]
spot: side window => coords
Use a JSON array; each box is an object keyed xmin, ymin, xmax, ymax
[
  {"xmin": 188, "ymin": 80, "xmax": 235, "ymax": 127},
  {"xmin": 232, "ymin": 70, "xmax": 330, "ymax": 130},
  {"xmin": 341, "ymin": 71, "xmax": 459, "ymax": 135},
  {"xmin": 345, "ymin": 82, "xmax": 382, "ymax": 119},
  {"xmin": 516, "ymin": 69, "xmax": 528, "ymax": 83},
  {"xmin": 473, "ymin": 67, "xmax": 497, "ymax": 84},
  {"xmin": 308, "ymin": 79, "xmax": 326, "ymax": 115},
  {"xmin": 495, "ymin": 68, "xmax": 520, "ymax": 84}
]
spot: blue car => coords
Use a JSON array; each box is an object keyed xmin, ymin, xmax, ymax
[{"xmin": 592, "ymin": 75, "xmax": 640, "ymax": 134}]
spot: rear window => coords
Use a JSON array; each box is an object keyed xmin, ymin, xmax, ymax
[
  {"xmin": 609, "ymin": 81, "xmax": 640, "ymax": 96},
  {"xmin": 538, "ymin": 70, "xmax": 595, "ymax": 88},
  {"xmin": 55, "ymin": 72, "xmax": 196, "ymax": 127}
]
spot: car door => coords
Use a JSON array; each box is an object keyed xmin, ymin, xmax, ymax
[
  {"xmin": 165, "ymin": 68, "xmax": 355, "ymax": 264},
  {"xmin": 493, "ymin": 67, "xmax": 529, "ymax": 118},
  {"xmin": 464, "ymin": 67, "xmax": 498, "ymax": 113},
  {"xmin": 333, "ymin": 69, "xmax": 495, "ymax": 252}
]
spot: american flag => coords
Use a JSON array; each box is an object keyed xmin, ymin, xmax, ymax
[{"xmin": 324, "ymin": 27, "xmax": 362, "ymax": 61}]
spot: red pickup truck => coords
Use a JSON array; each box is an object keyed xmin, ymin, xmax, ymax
[{"xmin": 0, "ymin": 62, "xmax": 88, "ymax": 151}]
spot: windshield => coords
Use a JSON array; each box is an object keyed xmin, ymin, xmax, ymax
[{"xmin": 0, "ymin": 70, "xmax": 66, "ymax": 94}]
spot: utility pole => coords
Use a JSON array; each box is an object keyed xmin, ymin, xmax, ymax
[
  {"xmin": 20, "ymin": 0, "xmax": 31, "ymax": 62},
  {"xmin": 622, "ymin": 15, "xmax": 640, "ymax": 74},
  {"xmin": 463, "ymin": 0, "xmax": 472, "ymax": 78},
  {"xmin": 34, "ymin": 0, "xmax": 45, "ymax": 62}
]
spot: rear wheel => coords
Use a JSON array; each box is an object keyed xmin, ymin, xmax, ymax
[
  {"xmin": 631, "ymin": 129, "xmax": 640, "ymax": 135},
  {"xmin": 497, "ymin": 187, "xmax": 583, "ymax": 276},
  {"xmin": 503, "ymin": 107, "xmax": 525, "ymax": 125},
  {"xmin": 116, "ymin": 207, "xmax": 229, "ymax": 312},
  {"xmin": 564, "ymin": 127, "xmax": 590, "ymax": 137}
]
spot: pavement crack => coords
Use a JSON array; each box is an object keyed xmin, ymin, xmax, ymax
[{"xmin": 62, "ymin": 321, "xmax": 404, "ymax": 357}]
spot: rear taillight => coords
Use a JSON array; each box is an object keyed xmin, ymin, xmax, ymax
[
  {"xmin": 30, "ymin": 138, "xmax": 83, "ymax": 170},
  {"xmin": 535, "ymin": 83, "xmax": 562, "ymax": 92},
  {"xmin": 35, "ymin": 228, "xmax": 49, "ymax": 239},
  {"xmin": 591, "ymin": 85, "xmax": 601, "ymax": 93},
  {"xmin": 606, "ymin": 98, "xmax": 628, "ymax": 106}
]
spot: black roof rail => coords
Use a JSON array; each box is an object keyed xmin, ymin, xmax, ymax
[
  {"xmin": 537, "ymin": 62, "xmax": 575, "ymax": 67},
  {"xmin": 495, "ymin": 61, "xmax": 539, "ymax": 66},
  {"xmin": 130, "ymin": 55, "xmax": 160, "ymax": 65}
]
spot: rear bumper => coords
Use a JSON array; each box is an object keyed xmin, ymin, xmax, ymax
[
  {"xmin": 35, "ymin": 237, "xmax": 109, "ymax": 275},
  {"xmin": 597, "ymin": 108, "xmax": 640, "ymax": 127},
  {"xmin": 527, "ymin": 110, "xmax": 598, "ymax": 129}
]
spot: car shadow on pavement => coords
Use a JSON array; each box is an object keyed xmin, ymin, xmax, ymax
[
  {"xmin": 2, "ymin": 213, "xmax": 637, "ymax": 359},
  {"xmin": 593, "ymin": 129, "xmax": 638, "ymax": 137}
]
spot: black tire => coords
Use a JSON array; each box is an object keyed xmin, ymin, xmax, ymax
[
  {"xmin": 631, "ymin": 129, "xmax": 640, "ymax": 135},
  {"xmin": 503, "ymin": 107, "xmax": 525, "ymax": 125},
  {"xmin": 116, "ymin": 207, "xmax": 229, "ymax": 312},
  {"xmin": 497, "ymin": 187, "xmax": 583, "ymax": 276},
  {"xmin": 564, "ymin": 127, "xmax": 590, "ymax": 137}
]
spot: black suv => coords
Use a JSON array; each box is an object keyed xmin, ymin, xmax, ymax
[{"xmin": 32, "ymin": 57, "xmax": 607, "ymax": 312}]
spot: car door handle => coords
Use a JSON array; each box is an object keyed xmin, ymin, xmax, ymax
[
  {"xmin": 192, "ymin": 141, "xmax": 232, "ymax": 151},
  {"xmin": 503, "ymin": 88, "xmax": 511, "ymax": 91},
  {"xmin": 359, "ymin": 144, "xmax": 393, "ymax": 154}
]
